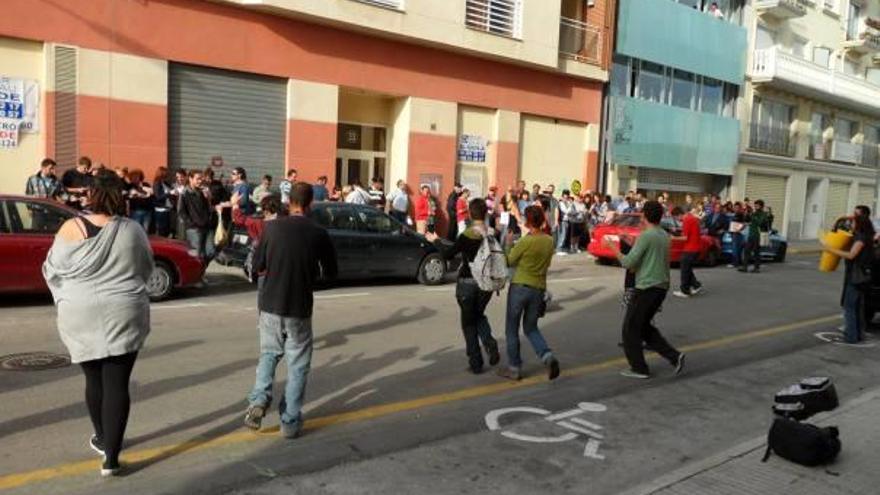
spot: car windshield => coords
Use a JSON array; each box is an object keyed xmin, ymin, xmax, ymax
[{"xmin": 611, "ymin": 215, "xmax": 641, "ymax": 228}]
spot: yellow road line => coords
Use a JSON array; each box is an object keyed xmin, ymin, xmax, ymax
[{"xmin": 0, "ymin": 314, "xmax": 840, "ymax": 491}]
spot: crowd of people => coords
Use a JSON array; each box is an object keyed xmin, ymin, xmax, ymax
[{"xmin": 34, "ymin": 154, "xmax": 875, "ymax": 478}]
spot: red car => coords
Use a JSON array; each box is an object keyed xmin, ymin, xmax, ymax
[
  {"xmin": 0, "ymin": 195, "xmax": 204, "ymax": 301},
  {"xmin": 587, "ymin": 214, "xmax": 722, "ymax": 266}
]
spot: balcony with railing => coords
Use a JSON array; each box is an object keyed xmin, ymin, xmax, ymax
[
  {"xmin": 863, "ymin": 143, "xmax": 880, "ymax": 168},
  {"xmin": 843, "ymin": 29, "xmax": 880, "ymax": 55},
  {"xmin": 748, "ymin": 123, "xmax": 796, "ymax": 157},
  {"xmin": 750, "ymin": 47, "xmax": 880, "ymax": 115},
  {"xmin": 754, "ymin": 0, "xmax": 808, "ymax": 20},
  {"xmin": 559, "ymin": 17, "xmax": 602, "ymax": 66},
  {"xmin": 830, "ymin": 140, "xmax": 864, "ymax": 164}
]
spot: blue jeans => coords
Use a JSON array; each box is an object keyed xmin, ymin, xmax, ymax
[
  {"xmin": 556, "ymin": 221, "xmax": 569, "ymax": 251},
  {"xmin": 843, "ymin": 283, "xmax": 866, "ymax": 343},
  {"xmin": 248, "ymin": 312, "xmax": 313, "ymax": 429},
  {"xmin": 730, "ymin": 233, "xmax": 743, "ymax": 266},
  {"xmin": 505, "ymin": 284, "xmax": 552, "ymax": 369},
  {"xmin": 130, "ymin": 209, "xmax": 152, "ymax": 232},
  {"xmin": 185, "ymin": 228, "xmax": 215, "ymax": 262}
]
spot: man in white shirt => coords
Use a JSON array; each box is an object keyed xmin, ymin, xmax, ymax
[{"xmin": 386, "ymin": 180, "xmax": 410, "ymax": 224}]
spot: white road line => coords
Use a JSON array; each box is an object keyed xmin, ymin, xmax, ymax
[
  {"xmin": 152, "ymin": 302, "xmax": 213, "ymax": 310},
  {"xmin": 315, "ymin": 292, "xmax": 371, "ymax": 300}
]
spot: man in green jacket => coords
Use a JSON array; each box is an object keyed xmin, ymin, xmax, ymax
[
  {"xmin": 604, "ymin": 201, "xmax": 685, "ymax": 379},
  {"xmin": 740, "ymin": 199, "xmax": 770, "ymax": 273}
]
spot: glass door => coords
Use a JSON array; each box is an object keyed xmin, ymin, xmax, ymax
[{"xmin": 336, "ymin": 150, "xmax": 387, "ymax": 188}]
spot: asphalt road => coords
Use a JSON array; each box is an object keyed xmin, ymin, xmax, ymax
[{"xmin": 1, "ymin": 253, "xmax": 877, "ymax": 495}]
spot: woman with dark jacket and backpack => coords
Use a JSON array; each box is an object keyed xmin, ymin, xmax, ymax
[
  {"xmin": 821, "ymin": 205, "xmax": 875, "ymax": 344},
  {"xmin": 426, "ymin": 198, "xmax": 500, "ymax": 374}
]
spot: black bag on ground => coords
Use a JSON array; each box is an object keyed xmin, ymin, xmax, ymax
[
  {"xmin": 762, "ymin": 417, "xmax": 841, "ymax": 466},
  {"xmin": 773, "ymin": 377, "xmax": 839, "ymax": 420}
]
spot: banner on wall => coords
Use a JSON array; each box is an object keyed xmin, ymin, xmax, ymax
[
  {"xmin": 0, "ymin": 77, "xmax": 40, "ymax": 134},
  {"xmin": 0, "ymin": 119, "xmax": 20, "ymax": 149},
  {"xmin": 458, "ymin": 134, "xmax": 487, "ymax": 163}
]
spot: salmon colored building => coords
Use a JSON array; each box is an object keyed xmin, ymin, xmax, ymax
[{"xmin": 0, "ymin": 0, "xmax": 613, "ymax": 214}]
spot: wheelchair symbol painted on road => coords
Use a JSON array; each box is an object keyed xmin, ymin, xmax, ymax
[{"xmin": 485, "ymin": 402, "xmax": 607, "ymax": 460}]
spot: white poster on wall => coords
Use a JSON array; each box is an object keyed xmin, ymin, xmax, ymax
[
  {"xmin": 0, "ymin": 77, "xmax": 40, "ymax": 133},
  {"xmin": 0, "ymin": 118, "xmax": 20, "ymax": 148}
]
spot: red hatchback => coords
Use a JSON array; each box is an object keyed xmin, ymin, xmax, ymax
[
  {"xmin": 587, "ymin": 214, "xmax": 722, "ymax": 266},
  {"xmin": 0, "ymin": 195, "xmax": 205, "ymax": 301}
]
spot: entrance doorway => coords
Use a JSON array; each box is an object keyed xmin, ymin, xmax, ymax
[
  {"xmin": 802, "ymin": 179, "xmax": 823, "ymax": 239},
  {"xmin": 335, "ymin": 150, "xmax": 387, "ymax": 188}
]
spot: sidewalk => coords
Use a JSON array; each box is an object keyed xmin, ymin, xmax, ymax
[
  {"xmin": 623, "ymin": 387, "xmax": 880, "ymax": 495},
  {"xmin": 788, "ymin": 239, "xmax": 822, "ymax": 255}
]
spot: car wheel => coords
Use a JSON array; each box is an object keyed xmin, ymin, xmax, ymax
[
  {"xmin": 704, "ymin": 248, "xmax": 719, "ymax": 267},
  {"xmin": 147, "ymin": 261, "xmax": 175, "ymax": 302},
  {"xmin": 418, "ymin": 253, "xmax": 446, "ymax": 285},
  {"xmin": 775, "ymin": 244, "xmax": 787, "ymax": 263}
]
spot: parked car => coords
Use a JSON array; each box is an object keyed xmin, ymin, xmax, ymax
[
  {"xmin": 216, "ymin": 202, "xmax": 456, "ymax": 285},
  {"xmin": 0, "ymin": 195, "xmax": 204, "ymax": 301},
  {"xmin": 719, "ymin": 231, "xmax": 788, "ymax": 263},
  {"xmin": 587, "ymin": 214, "xmax": 722, "ymax": 266}
]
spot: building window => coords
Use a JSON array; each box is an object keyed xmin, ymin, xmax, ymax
[
  {"xmin": 610, "ymin": 55, "xmax": 631, "ymax": 97},
  {"xmin": 750, "ymin": 96, "xmax": 794, "ymax": 156},
  {"xmin": 722, "ymin": 83, "xmax": 738, "ymax": 118},
  {"xmin": 846, "ymin": 2, "xmax": 861, "ymax": 41},
  {"xmin": 836, "ymin": 118, "xmax": 858, "ymax": 141},
  {"xmin": 813, "ymin": 47, "xmax": 832, "ymax": 68},
  {"xmin": 352, "ymin": 0, "xmax": 404, "ymax": 10},
  {"xmin": 810, "ymin": 112, "xmax": 832, "ymax": 160},
  {"xmin": 864, "ymin": 125, "xmax": 880, "ymax": 168},
  {"xmin": 699, "ymin": 77, "xmax": 723, "ymax": 115},
  {"xmin": 868, "ymin": 68, "xmax": 880, "ymax": 85},
  {"xmin": 637, "ymin": 61, "xmax": 667, "ymax": 104},
  {"xmin": 670, "ymin": 70, "xmax": 696, "ymax": 110},
  {"xmin": 465, "ymin": 0, "xmax": 523, "ymax": 39}
]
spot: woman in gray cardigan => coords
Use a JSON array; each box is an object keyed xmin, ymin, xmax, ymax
[{"xmin": 43, "ymin": 170, "xmax": 153, "ymax": 477}]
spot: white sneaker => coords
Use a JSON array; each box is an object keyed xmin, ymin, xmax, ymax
[
  {"xmin": 620, "ymin": 369, "xmax": 650, "ymax": 379},
  {"xmin": 673, "ymin": 290, "xmax": 690, "ymax": 299},
  {"xmin": 691, "ymin": 286, "xmax": 704, "ymax": 295},
  {"xmin": 556, "ymin": 251, "xmax": 568, "ymax": 256}
]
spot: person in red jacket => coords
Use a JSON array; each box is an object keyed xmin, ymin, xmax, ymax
[
  {"xmin": 456, "ymin": 188, "xmax": 471, "ymax": 237},
  {"xmin": 672, "ymin": 206, "xmax": 703, "ymax": 298},
  {"xmin": 414, "ymin": 185, "xmax": 432, "ymax": 234}
]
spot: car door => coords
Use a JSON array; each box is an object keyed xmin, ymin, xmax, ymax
[
  {"xmin": 352, "ymin": 205, "xmax": 423, "ymax": 277},
  {"xmin": 310, "ymin": 203, "xmax": 365, "ymax": 279},
  {"xmin": 2, "ymin": 199, "xmax": 73, "ymax": 292}
]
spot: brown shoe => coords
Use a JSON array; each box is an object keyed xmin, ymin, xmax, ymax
[{"xmin": 496, "ymin": 367, "xmax": 522, "ymax": 381}]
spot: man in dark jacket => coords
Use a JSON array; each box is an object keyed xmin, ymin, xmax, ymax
[
  {"xmin": 244, "ymin": 182, "xmax": 338, "ymax": 439},
  {"xmin": 427, "ymin": 198, "xmax": 500, "ymax": 374},
  {"xmin": 446, "ymin": 183, "xmax": 462, "ymax": 240},
  {"xmin": 178, "ymin": 170, "xmax": 215, "ymax": 262}
]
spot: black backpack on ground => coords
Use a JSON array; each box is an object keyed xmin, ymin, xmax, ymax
[
  {"xmin": 772, "ymin": 377, "xmax": 838, "ymax": 420},
  {"xmin": 762, "ymin": 417, "xmax": 841, "ymax": 466}
]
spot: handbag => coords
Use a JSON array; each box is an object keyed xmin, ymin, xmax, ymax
[{"xmin": 214, "ymin": 220, "xmax": 229, "ymax": 247}]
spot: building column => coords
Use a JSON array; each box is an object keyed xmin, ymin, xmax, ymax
[
  {"xmin": 491, "ymin": 109, "xmax": 520, "ymax": 191},
  {"xmin": 585, "ymin": 123, "xmax": 600, "ymax": 192},
  {"xmin": 286, "ymin": 79, "xmax": 338, "ymax": 182}
]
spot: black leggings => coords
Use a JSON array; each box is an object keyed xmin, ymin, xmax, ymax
[{"xmin": 80, "ymin": 352, "xmax": 138, "ymax": 466}]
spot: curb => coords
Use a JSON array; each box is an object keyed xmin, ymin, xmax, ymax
[
  {"xmin": 617, "ymin": 387, "xmax": 880, "ymax": 495},
  {"xmin": 789, "ymin": 247, "xmax": 822, "ymax": 255}
]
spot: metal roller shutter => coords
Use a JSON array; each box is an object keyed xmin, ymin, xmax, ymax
[
  {"xmin": 169, "ymin": 63, "xmax": 286, "ymax": 181},
  {"xmin": 519, "ymin": 115, "xmax": 586, "ymax": 190},
  {"xmin": 824, "ymin": 181, "xmax": 850, "ymax": 230},
  {"xmin": 857, "ymin": 184, "xmax": 875, "ymax": 209},
  {"xmin": 745, "ymin": 172, "xmax": 786, "ymax": 229},
  {"xmin": 53, "ymin": 45, "xmax": 78, "ymax": 169}
]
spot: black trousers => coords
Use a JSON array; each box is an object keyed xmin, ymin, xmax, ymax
[
  {"xmin": 80, "ymin": 352, "xmax": 138, "ymax": 466},
  {"xmin": 455, "ymin": 279, "xmax": 498, "ymax": 370},
  {"xmin": 741, "ymin": 239, "xmax": 761, "ymax": 270},
  {"xmin": 679, "ymin": 252, "xmax": 700, "ymax": 294},
  {"xmin": 622, "ymin": 288, "xmax": 680, "ymax": 374}
]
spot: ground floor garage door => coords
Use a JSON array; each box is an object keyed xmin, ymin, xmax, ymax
[
  {"xmin": 824, "ymin": 181, "xmax": 850, "ymax": 230},
  {"xmin": 519, "ymin": 116, "xmax": 586, "ymax": 190},
  {"xmin": 745, "ymin": 172, "xmax": 786, "ymax": 229},
  {"xmin": 169, "ymin": 63, "xmax": 286, "ymax": 181},
  {"xmin": 858, "ymin": 184, "xmax": 875, "ymax": 211}
]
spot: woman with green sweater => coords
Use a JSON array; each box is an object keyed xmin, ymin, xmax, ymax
[{"xmin": 499, "ymin": 205, "xmax": 561, "ymax": 381}]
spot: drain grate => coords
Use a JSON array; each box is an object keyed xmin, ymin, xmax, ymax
[{"xmin": 0, "ymin": 352, "xmax": 71, "ymax": 371}]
